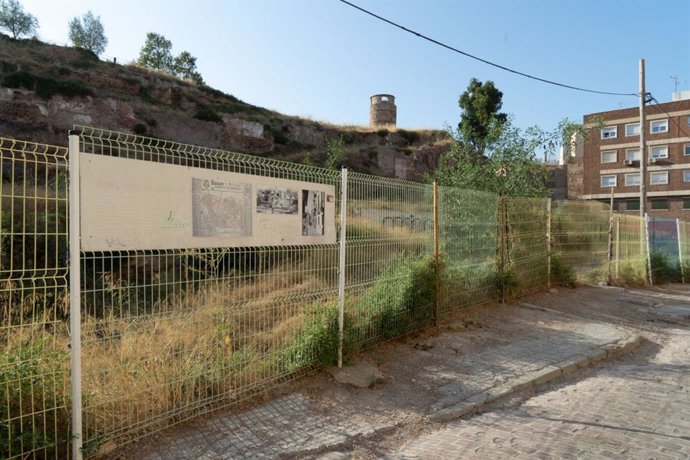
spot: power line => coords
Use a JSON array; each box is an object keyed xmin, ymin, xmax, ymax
[
  {"xmin": 338, "ymin": 0, "xmax": 638, "ymax": 98},
  {"xmin": 648, "ymin": 95, "xmax": 684, "ymax": 132}
]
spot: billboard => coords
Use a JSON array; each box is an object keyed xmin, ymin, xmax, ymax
[{"xmin": 79, "ymin": 153, "xmax": 336, "ymax": 251}]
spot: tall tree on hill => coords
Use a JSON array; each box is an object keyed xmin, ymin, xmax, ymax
[
  {"xmin": 68, "ymin": 11, "xmax": 107, "ymax": 56},
  {"xmin": 138, "ymin": 32, "xmax": 174, "ymax": 73},
  {"xmin": 173, "ymin": 51, "xmax": 204, "ymax": 85},
  {"xmin": 458, "ymin": 78, "xmax": 507, "ymax": 157},
  {"xmin": 0, "ymin": 0, "xmax": 37, "ymax": 39}
]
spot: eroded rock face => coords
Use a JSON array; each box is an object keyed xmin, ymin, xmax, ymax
[
  {"xmin": 0, "ymin": 83, "xmax": 445, "ymax": 179},
  {"xmin": 288, "ymin": 124, "xmax": 326, "ymax": 148}
]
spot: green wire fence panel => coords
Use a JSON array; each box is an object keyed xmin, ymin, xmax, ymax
[
  {"xmin": 504, "ymin": 197, "xmax": 549, "ymax": 296},
  {"xmin": 551, "ymin": 200, "xmax": 611, "ymax": 284},
  {"xmin": 437, "ymin": 186, "xmax": 499, "ymax": 315},
  {"xmin": 611, "ymin": 213, "xmax": 647, "ymax": 284},
  {"xmin": 3, "ymin": 127, "xmax": 679, "ymax": 458},
  {"xmin": 343, "ymin": 172, "xmax": 434, "ymax": 350},
  {"xmin": 0, "ymin": 138, "xmax": 71, "ymax": 459},
  {"xmin": 75, "ymin": 127, "xmax": 342, "ymax": 453}
]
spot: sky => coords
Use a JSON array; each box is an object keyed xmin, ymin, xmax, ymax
[{"xmin": 16, "ymin": 0, "xmax": 690, "ymax": 133}]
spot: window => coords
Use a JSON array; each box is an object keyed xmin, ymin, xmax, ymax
[
  {"xmin": 625, "ymin": 149, "xmax": 641, "ymax": 162},
  {"xmin": 650, "ymin": 146, "xmax": 668, "ymax": 159},
  {"xmin": 625, "ymin": 123, "xmax": 640, "ymax": 136},
  {"xmin": 685, "ymin": 144, "xmax": 690, "ymax": 156},
  {"xmin": 651, "ymin": 199, "xmax": 669, "ymax": 210},
  {"xmin": 601, "ymin": 126, "xmax": 617, "ymax": 139},
  {"xmin": 650, "ymin": 171, "xmax": 668, "ymax": 185},
  {"xmin": 684, "ymin": 198, "xmax": 690, "ymax": 210},
  {"xmin": 650, "ymin": 119, "xmax": 668, "ymax": 134},
  {"xmin": 626, "ymin": 200, "xmax": 640, "ymax": 211},
  {"xmin": 601, "ymin": 175, "xmax": 617, "ymax": 187},
  {"xmin": 684, "ymin": 170, "xmax": 690, "ymax": 182},
  {"xmin": 601, "ymin": 150, "xmax": 617, "ymax": 163},
  {"xmin": 625, "ymin": 173, "xmax": 640, "ymax": 186}
]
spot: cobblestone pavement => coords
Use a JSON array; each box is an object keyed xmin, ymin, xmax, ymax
[
  {"xmin": 391, "ymin": 329, "xmax": 690, "ymax": 460},
  {"xmin": 389, "ymin": 287, "xmax": 690, "ymax": 460}
]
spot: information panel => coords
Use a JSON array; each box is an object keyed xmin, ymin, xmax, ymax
[{"xmin": 80, "ymin": 153, "xmax": 336, "ymax": 251}]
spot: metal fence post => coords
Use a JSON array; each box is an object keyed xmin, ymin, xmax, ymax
[
  {"xmin": 606, "ymin": 198, "xmax": 614, "ymax": 285},
  {"xmin": 337, "ymin": 167, "xmax": 348, "ymax": 368},
  {"xmin": 677, "ymin": 218, "xmax": 685, "ymax": 283},
  {"xmin": 497, "ymin": 196, "xmax": 506, "ymax": 303},
  {"xmin": 645, "ymin": 213, "xmax": 653, "ymax": 286},
  {"xmin": 546, "ymin": 198, "xmax": 552, "ymax": 288},
  {"xmin": 433, "ymin": 181, "xmax": 439, "ymax": 326},
  {"xmin": 615, "ymin": 217, "xmax": 620, "ymax": 279},
  {"xmin": 68, "ymin": 134, "xmax": 83, "ymax": 460}
]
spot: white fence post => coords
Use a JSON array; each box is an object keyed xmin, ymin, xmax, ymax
[
  {"xmin": 337, "ymin": 167, "xmax": 348, "ymax": 368},
  {"xmin": 68, "ymin": 134, "xmax": 83, "ymax": 460}
]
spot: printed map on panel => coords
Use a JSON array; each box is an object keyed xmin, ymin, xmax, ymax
[{"xmin": 192, "ymin": 178, "xmax": 252, "ymax": 237}]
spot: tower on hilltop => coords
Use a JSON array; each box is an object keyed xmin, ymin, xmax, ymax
[{"xmin": 369, "ymin": 94, "xmax": 397, "ymax": 129}]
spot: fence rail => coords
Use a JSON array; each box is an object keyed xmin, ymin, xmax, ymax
[{"xmin": 0, "ymin": 130, "xmax": 684, "ymax": 458}]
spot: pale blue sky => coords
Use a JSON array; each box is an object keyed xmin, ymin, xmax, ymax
[{"xmin": 19, "ymin": 0, "xmax": 690, "ymax": 132}]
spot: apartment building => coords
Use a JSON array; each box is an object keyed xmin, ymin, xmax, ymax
[{"xmin": 576, "ymin": 96, "xmax": 690, "ymax": 218}]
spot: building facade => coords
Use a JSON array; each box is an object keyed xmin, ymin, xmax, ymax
[{"xmin": 578, "ymin": 97, "xmax": 690, "ymax": 218}]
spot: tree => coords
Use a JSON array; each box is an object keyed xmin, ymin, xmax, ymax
[
  {"xmin": 437, "ymin": 117, "xmax": 550, "ymax": 197},
  {"xmin": 138, "ymin": 32, "xmax": 173, "ymax": 73},
  {"xmin": 0, "ymin": 0, "xmax": 37, "ymax": 39},
  {"xmin": 173, "ymin": 51, "xmax": 203, "ymax": 85},
  {"xmin": 458, "ymin": 78, "xmax": 507, "ymax": 156},
  {"xmin": 68, "ymin": 11, "xmax": 107, "ymax": 56}
]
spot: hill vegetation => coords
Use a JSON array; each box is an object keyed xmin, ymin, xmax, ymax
[{"xmin": 0, "ymin": 32, "xmax": 449, "ymax": 179}]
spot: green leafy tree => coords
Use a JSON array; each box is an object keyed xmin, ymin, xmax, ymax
[
  {"xmin": 325, "ymin": 135, "xmax": 347, "ymax": 170},
  {"xmin": 68, "ymin": 11, "xmax": 107, "ymax": 56},
  {"xmin": 173, "ymin": 50, "xmax": 203, "ymax": 85},
  {"xmin": 436, "ymin": 117, "xmax": 556, "ymax": 197},
  {"xmin": 458, "ymin": 78, "xmax": 507, "ymax": 156},
  {"xmin": 0, "ymin": 0, "xmax": 37, "ymax": 39},
  {"xmin": 138, "ymin": 32, "xmax": 174, "ymax": 73}
]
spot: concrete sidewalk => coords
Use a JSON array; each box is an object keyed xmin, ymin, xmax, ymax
[{"xmin": 122, "ymin": 296, "xmax": 642, "ymax": 459}]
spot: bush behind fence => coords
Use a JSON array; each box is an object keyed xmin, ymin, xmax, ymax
[{"xmin": 0, "ymin": 131, "xmax": 678, "ymax": 458}]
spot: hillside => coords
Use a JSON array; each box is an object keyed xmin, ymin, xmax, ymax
[{"xmin": 0, "ymin": 34, "xmax": 449, "ymax": 180}]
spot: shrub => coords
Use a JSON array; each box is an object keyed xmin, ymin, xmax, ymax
[
  {"xmin": 0, "ymin": 340, "xmax": 70, "ymax": 459},
  {"xmin": 350, "ymin": 256, "xmax": 436, "ymax": 343},
  {"xmin": 397, "ymin": 129, "xmax": 420, "ymax": 144},
  {"xmin": 649, "ymin": 251, "xmax": 681, "ymax": 284},
  {"xmin": 194, "ymin": 106, "xmax": 223, "ymax": 123},
  {"xmin": 2, "ymin": 70, "xmax": 93, "ymax": 99},
  {"xmin": 550, "ymin": 253, "xmax": 576, "ymax": 287},
  {"xmin": 133, "ymin": 122, "xmax": 147, "ymax": 135}
]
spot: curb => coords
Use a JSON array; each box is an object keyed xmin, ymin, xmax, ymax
[{"xmin": 427, "ymin": 335, "xmax": 644, "ymax": 423}]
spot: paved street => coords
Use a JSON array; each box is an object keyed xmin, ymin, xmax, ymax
[
  {"xmin": 389, "ymin": 286, "xmax": 690, "ymax": 460},
  {"xmin": 391, "ymin": 328, "xmax": 690, "ymax": 459}
]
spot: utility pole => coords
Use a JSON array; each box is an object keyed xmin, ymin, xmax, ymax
[{"xmin": 639, "ymin": 59, "xmax": 646, "ymax": 217}]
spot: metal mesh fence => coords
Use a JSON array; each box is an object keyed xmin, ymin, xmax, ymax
[
  {"xmin": 343, "ymin": 172, "xmax": 434, "ymax": 349},
  {"xmin": 611, "ymin": 213, "xmax": 647, "ymax": 285},
  {"xmin": 1, "ymin": 138, "xmax": 71, "ymax": 459},
  {"xmin": 551, "ymin": 200, "xmax": 610, "ymax": 284},
  {"xmin": 437, "ymin": 187, "xmax": 498, "ymax": 315},
  {"xmin": 75, "ymin": 128, "xmax": 342, "ymax": 452},
  {"xmin": 504, "ymin": 197, "xmax": 549, "ymax": 296},
  {"xmin": 2, "ymin": 128, "xmax": 682, "ymax": 458}
]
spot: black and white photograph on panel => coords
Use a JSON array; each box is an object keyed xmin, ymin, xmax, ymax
[
  {"xmin": 256, "ymin": 187, "xmax": 298, "ymax": 214},
  {"xmin": 302, "ymin": 190, "xmax": 325, "ymax": 236}
]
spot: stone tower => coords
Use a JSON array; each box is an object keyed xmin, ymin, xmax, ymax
[{"xmin": 369, "ymin": 94, "xmax": 397, "ymax": 129}]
